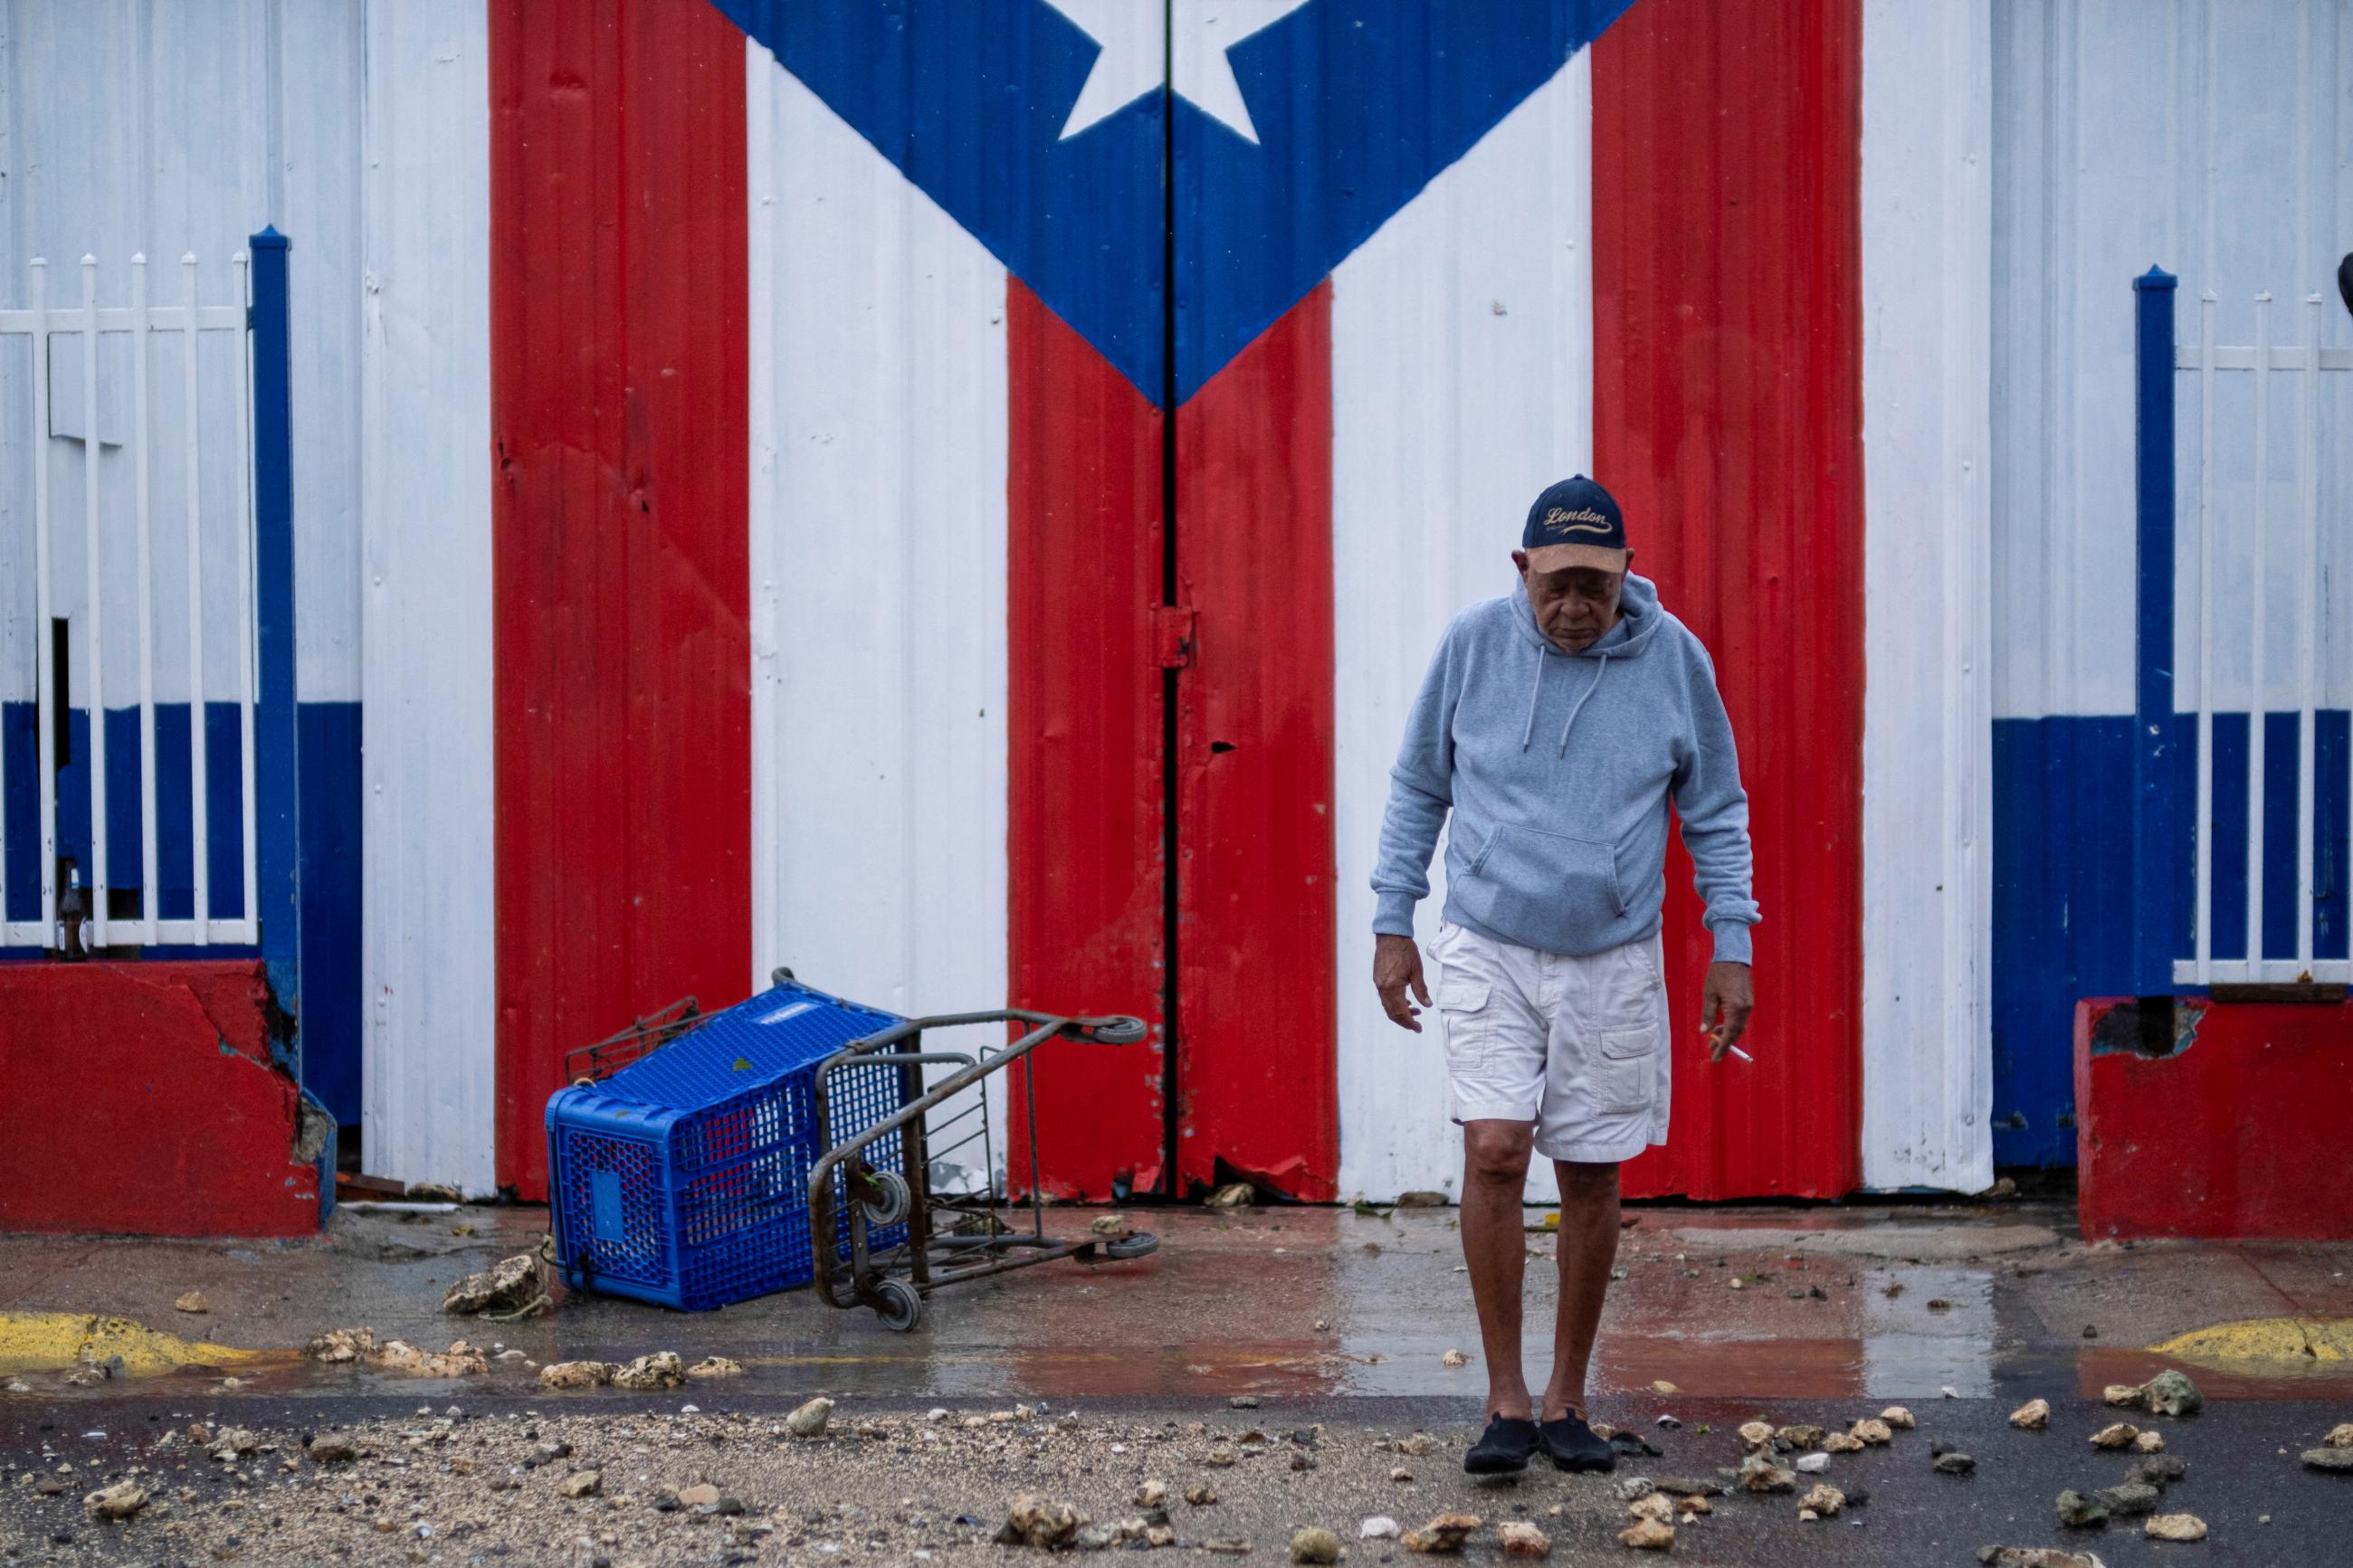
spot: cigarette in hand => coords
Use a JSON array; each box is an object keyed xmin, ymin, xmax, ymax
[{"xmin": 1699, "ymin": 1022, "xmax": 1753, "ymax": 1062}]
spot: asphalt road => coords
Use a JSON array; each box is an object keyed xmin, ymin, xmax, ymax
[{"xmin": 3, "ymin": 1387, "xmax": 2346, "ymax": 1566}]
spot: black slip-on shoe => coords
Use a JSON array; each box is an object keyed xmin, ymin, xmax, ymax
[
  {"xmin": 1463, "ymin": 1414, "xmax": 1541, "ymax": 1475},
  {"xmin": 1539, "ymin": 1413, "xmax": 1616, "ymax": 1472}
]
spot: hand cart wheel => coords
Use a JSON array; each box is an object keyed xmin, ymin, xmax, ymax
[
  {"xmin": 872, "ymin": 1277, "xmax": 922, "ymax": 1332},
  {"xmin": 857, "ymin": 1169, "xmax": 911, "ymax": 1228}
]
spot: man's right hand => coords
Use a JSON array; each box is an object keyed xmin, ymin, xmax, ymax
[{"xmin": 1375, "ymin": 933, "xmax": 1433, "ymax": 1032}]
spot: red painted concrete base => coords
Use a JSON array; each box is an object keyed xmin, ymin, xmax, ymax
[
  {"xmin": 0, "ymin": 960, "xmax": 329, "ymax": 1237},
  {"xmin": 2075, "ymin": 994, "xmax": 2353, "ymax": 1241}
]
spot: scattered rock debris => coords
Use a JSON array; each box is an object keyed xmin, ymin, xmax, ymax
[
  {"xmin": 1000, "ymin": 1494, "xmax": 1083, "ymax": 1548},
  {"xmin": 1360, "ymin": 1516, "xmax": 1401, "ymax": 1540},
  {"xmin": 1977, "ymin": 1549, "xmax": 2109, "ymax": 1568},
  {"xmin": 2302, "ymin": 1447, "xmax": 2353, "ymax": 1473},
  {"xmin": 1401, "ymin": 1513, "xmax": 1480, "ymax": 1554},
  {"xmin": 538, "ymin": 1359, "xmax": 614, "ymax": 1390},
  {"xmin": 2089, "ymin": 1423, "xmax": 2140, "ymax": 1449},
  {"xmin": 1933, "ymin": 1452, "xmax": 1977, "ymax": 1476},
  {"xmin": 304, "ymin": 1326, "xmax": 377, "ymax": 1364},
  {"xmin": 441, "ymin": 1253, "xmax": 543, "ymax": 1316},
  {"xmin": 687, "ymin": 1354, "xmax": 745, "ymax": 1379},
  {"xmin": 1739, "ymin": 1452, "xmax": 1796, "ymax": 1493},
  {"xmin": 2322, "ymin": 1423, "xmax": 2353, "ymax": 1449},
  {"xmin": 81, "ymin": 1483, "xmax": 148, "ymax": 1521},
  {"xmin": 2011, "ymin": 1398, "xmax": 2052, "ymax": 1430},
  {"xmin": 610, "ymin": 1350, "xmax": 686, "ymax": 1391},
  {"xmin": 1616, "ymin": 1516, "xmax": 1675, "ymax": 1551},
  {"xmin": 2141, "ymin": 1370, "xmax": 2203, "ymax": 1418},
  {"xmin": 2056, "ymin": 1489, "xmax": 2109, "ymax": 1529},
  {"xmin": 173, "ymin": 1290, "xmax": 208, "ymax": 1314},
  {"xmin": 1880, "ymin": 1406, "xmax": 1917, "ymax": 1430},
  {"xmin": 1440, "ymin": 1349, "xmax": 1469, "ymax": 1368},
  {"xmin": 1494, "ymin": 1519, "xmax": 1549, "ymax": 1557},
  {"xmin": 785, "ymin": 1396, "xmax": 835, "ymax": 1437},
  {"xmin": 2144, "ymin": 1513, "xmax": 2206, "ymax": 1542},
  {"xmin": 1796, "ymin": 1483, "xmax": 1844, "ymax": 1517},
  {"xmin": 1291, "ymin": 1525, "xmax": 1341, "ymax": 1563}
]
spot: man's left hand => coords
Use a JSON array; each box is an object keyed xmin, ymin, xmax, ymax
[{"xmin": 1699, "ymin": 961, "xmax": 1753, "ymax": 1063}]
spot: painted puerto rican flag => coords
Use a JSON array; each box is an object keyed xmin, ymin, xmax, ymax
[{"xmin": 418, "ymin": 0, "xmax": 1884, "ymax": 1206}]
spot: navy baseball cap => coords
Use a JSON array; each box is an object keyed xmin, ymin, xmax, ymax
[{"xmin": 1521, "ymin": 475, "xmax": 1630, "ymax": 573}]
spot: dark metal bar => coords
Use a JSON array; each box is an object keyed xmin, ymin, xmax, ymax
[{"xmin": 897, "ymin": 1028, "xmax": 932, "ymax": 1288}]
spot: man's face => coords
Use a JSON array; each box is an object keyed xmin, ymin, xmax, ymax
[{"xmin": 1513, "ymin": 552, "xmax": 1628, "ymax": 653}]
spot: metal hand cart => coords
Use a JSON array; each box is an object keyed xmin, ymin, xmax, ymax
[
  {"xmin": 805, "ymin": 981, "xmax": 1161, "ymax": 1332},
  {"xmin": 544, "ymin": 971, "xmax": 1157, "ymax": 1327}
]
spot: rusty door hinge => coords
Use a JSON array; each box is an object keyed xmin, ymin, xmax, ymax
[{"xmin": 1154, "ymin": 604, "xmax": 1196, "ymax": 669}]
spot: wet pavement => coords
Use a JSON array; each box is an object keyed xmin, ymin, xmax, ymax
[
  {"xmin": 1, "ymin": 1198, "xmax": 2349, "ymax": 1563},
  {"xmin": 3, "ymin": 1199, "xmax": 2347, "ymax": 1406}
]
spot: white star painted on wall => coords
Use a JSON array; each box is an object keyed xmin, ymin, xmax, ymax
[{"xmin": 1044, "ymin": 0, "xmax": 1313, "ymax": 144}]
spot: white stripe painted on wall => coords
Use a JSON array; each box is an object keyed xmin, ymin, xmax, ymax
[
  {"xmin": 748, "ymin": 43, "xmax": 1010, "ymax": 1170},
  {"xmin": 1860, "ymin": 0, "xmax": 1994, "ymax": 1193},
  {"xmin": 358, "ymin": 0, "xmax": 496, "ymax": 1193},
  {"xmin": 1330, "ymin": 53, "xmax": 1594, "ymax": 1204},
  {"xmin": 1990, "ymin": 0, "xmax": 2353, "ymax": 722},
  {"xmin": 0, "ymin": 0, "xmax": 364, "ymax": 707}
]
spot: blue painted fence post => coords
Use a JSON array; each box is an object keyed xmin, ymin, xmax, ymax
[
  {"xmin": 2131, "ymin": 265, "xmax": 2182, "ymax": 995},
  {"xmin": 249, "ymin": 227, "xmax": 302, "ymax": 1048}
]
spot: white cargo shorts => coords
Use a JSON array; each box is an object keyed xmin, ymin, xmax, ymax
[{"xmin": 1434, "ymin": 917, "xmax": 1671, "ymax": 1164}]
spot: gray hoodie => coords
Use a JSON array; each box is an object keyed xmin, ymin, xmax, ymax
[{"xmin": 1372, "ymin": 574, "xmax": 1758, "ymax": 963}]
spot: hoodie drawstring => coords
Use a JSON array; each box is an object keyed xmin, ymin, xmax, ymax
[
  {"xmin": 1556, "ymin": 653, "xmax": 1608, "ymax": 757},
  {"xmin": 1520, "ymin": 644, "xmax": 1548, "ymax": 751},
  {"xmin": 1522, "ymin": 641, "xmax": 1611, "ymax": 755}
]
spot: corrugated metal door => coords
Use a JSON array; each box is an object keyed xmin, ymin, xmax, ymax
[{"xmin": 1593, "ymin": 0, "xmax": 1866, "ymax": 1199}]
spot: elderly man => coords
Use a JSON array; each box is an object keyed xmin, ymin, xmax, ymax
[{"xmin": 1371, "ymin": 475, "xmax": 1758, "ymax": 1475}]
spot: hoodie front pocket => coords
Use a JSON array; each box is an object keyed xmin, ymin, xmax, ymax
[{"xmin": 1461, "ymin": 824, "xmax": 1625, "ymax": 955}]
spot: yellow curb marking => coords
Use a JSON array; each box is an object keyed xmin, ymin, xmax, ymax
[
  {"xmin": 2147, "ymin": 1316, "xmax": 2353, "ymax": 1366},
  {"xmin": 0, "ymin": 1311, "xmax": 264, "ymax": 1376}
]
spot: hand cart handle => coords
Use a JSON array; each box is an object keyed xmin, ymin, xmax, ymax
[{"xmin": 805, "ymin": 1008, "xmax": 1147, "ymax": 1310}]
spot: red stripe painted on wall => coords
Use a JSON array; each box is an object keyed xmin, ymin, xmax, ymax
[
  {"xmin": 488, "ymin": 0, "xmax": 751, "ymax": 1199},
  {"xmin": 1175, "ymin": 283, "xmax": 1339, "ymax": 1201},
  {"xmin": 2075, "ymin": 997, "xmax": 2353, "ymax": 1240},
  {"xmin": 0, "ymin": 963, "xmax": 325, "ymax": 1237},
  {"xmin": 1593, "ymin": 0, "xmax": 1865, "ymax": 1199},
  {"xmin": 1005, "ymin": 283, "xmax": 1169, "ymax": 1201}
]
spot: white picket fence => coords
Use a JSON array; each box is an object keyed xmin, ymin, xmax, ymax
[
  {"xmin": 0, "ymin": 252, "xmax": 258, "ymax": 949},
  {"xmin": 2174, "ymin": 289, "xmax": 2352, "ymax": 984}
]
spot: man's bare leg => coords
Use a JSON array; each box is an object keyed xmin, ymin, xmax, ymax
[
  {"xmin": 1460, "ymin": 1119, "xmax": 1537, "ymax": 1419},
  {"xmin": 1538, "ymin": 1158, "xmax": 1621, "ymax": 1421}
]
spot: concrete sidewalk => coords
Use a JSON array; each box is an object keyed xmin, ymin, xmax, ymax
[
  {"xmin": 4, "ymin": 1200, "xmax": 2351, "ymax": 1566},
  {"xmin": 2, "ymin": 1198, "xmax": 2347, "ymax": 1405}
]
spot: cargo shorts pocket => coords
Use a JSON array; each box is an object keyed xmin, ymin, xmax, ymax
[
  {"xmin": 1439, "ymin": 977, "xmax": 1493, "ymax": 1070},
  {"xmin": 1589, "ymin": 1024, "xmax": 1658, "ymax": 1115}
]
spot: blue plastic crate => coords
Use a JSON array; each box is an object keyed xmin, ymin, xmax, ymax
[{"xmin": 545, "ymin": 980, "xmax": 914, "ymax": 1311}]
